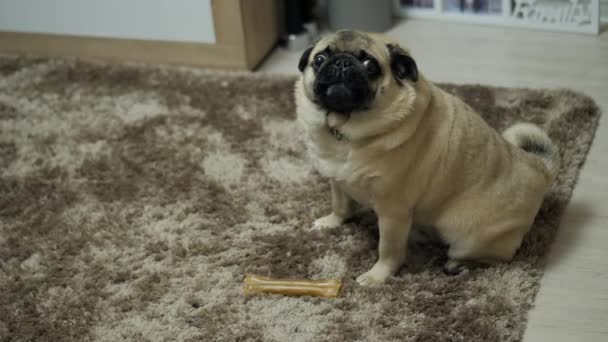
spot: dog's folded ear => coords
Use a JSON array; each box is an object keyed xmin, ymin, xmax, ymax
[
  {"xmin": 298, "ymin": 46, "xmax": 314, "ymax": 72},
  {"xmin": 387, "ymin": 44, "xmax": 418, "ymax": 83}
]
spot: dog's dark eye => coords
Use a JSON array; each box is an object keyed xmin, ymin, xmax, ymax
[
  {"xmin": 362, "ymin": 59, "xmax": 379, "ymax": 76},
  {"xmin": 313, "ymin": 54, "xmax": 327, "ymax": 68}
]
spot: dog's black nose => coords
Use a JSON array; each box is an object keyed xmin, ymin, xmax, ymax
[
  {"xmin": 313, "ymin": 53, "xmax": 370, "ymax": 114},
  {"xmin": 335, "ymin": 58, "xmax": 352, "ymax": 70},
  {"xmin": 334, "ymin": 58, "xmax": 353, "ymax": 75}
]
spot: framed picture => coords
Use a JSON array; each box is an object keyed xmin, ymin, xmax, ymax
[
  {"xmin": 401, "ymin": 0, "xmax": 435, "ymax": 9},
  {"xmin": 395, "ymin": 0, "xmax": 601, "ymax": 34}
]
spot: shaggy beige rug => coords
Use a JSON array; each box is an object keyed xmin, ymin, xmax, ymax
[{"xmin": 0, "ymin": 56, "xmax": 601, "ymax": 342}]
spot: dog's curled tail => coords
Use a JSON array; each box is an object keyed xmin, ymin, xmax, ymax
[{"xmin": 502, "ymin": 123, "xmax": 560, "ymax": 182}]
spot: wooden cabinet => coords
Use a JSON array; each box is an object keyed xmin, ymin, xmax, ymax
[{"xmin": 0, "ymin": 0, "xmax": 279, "ymax": 70}]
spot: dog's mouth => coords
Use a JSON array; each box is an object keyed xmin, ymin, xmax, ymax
[
  {"xmin": 323, "ymin": 83, "xmax": 357, "ymax": 113},
  {"xmin": 315, "ymin": 82, "xmax": 370, "ymax": 114},
  {"xmin": 326, "ymin": 111, "xmax": 349, "ymax": 129},
  {"xmin": 315, "ymin": 82, "xmax": 367, "ymax": 115}
]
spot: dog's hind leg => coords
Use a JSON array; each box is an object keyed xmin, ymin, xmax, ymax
[{"xmin": 443, "ymin": 228, "xmax": 526, "ymax": 275}]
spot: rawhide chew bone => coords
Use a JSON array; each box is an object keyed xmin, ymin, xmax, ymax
[{"xmin": 243, "ymin": 274, "xmax": 342, "ymax": 298}]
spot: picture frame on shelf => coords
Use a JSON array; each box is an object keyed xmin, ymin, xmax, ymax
[{"xmin": 395, "ymin": 0, "xmax": 601, "ymax": 34}]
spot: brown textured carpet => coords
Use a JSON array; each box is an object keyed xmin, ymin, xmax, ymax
[{"xmin": 0, "ymin": 56, "xmax": 601, "ymax": 342}]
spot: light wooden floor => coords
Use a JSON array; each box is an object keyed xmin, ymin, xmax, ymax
[{"xmin": 257, "ymin": 19, "xmax": 608, "ymax": 341}]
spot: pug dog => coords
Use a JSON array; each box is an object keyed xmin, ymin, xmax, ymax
[{"xmin": 294, "ymin": 30, "xmax": 560, "ymax": 286}]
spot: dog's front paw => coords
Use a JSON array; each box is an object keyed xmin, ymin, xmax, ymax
[
  {"xmin": 443, "ymin": 259, "xmax": 467, "ymax": 276},
  {"xmin": 313, "ymin": 213, "xmax": 344, "ymax": 230},
  {"xmin": 356, "ymin": 264, "xmax": 392, "ymax": 286}
]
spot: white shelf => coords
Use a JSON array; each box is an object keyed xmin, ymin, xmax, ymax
[{"xmin": 394, "ymin": 0, "xmax": 600, "ymax": 34}]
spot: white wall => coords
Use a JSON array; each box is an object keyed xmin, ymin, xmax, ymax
[{"xmin": 0, "ymin": 0, "xmax": 215, "ymax": 43}]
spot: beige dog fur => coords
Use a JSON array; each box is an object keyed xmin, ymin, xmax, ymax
[{"xmin": 295, "ymin": 31, "xmax": 560, "ymax": 286}]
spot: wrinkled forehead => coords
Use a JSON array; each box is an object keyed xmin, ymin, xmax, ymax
[
  {"xmin": 312, "ymin": 30, "xmax": 388, "ymax": 59},
  {"xmin": 329, "ymin": 30, "xmax": 373, "ymax": 51}
]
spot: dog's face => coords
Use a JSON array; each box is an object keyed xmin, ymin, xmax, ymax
[{"xmin": 298, "ymin": 30, "xmax": 419, "ymax": 117}]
